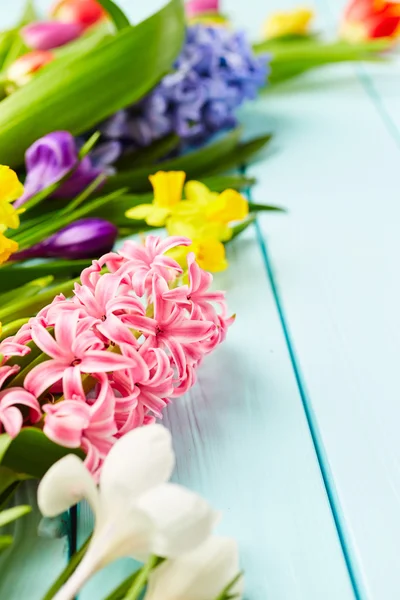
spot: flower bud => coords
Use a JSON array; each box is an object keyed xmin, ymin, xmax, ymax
[
  {"xmin": 21, "ymin": 21, "xmax": 84, "ymax": 51},
  {"xmin": 51, "ymin": 0, "xmax": 107, "ymax": 29},
  {"xmin": 13, "ymin": 218, "xmax": 118, "ymax": 261},
  {"xmin": 341, "ymin": 0, "xmax": 400, "ymax": 41},
  {"xmin": 7, "ymin": 50, "xmax": 54, "ymax": 90},
  {"xmin": 185, "ymin": 0, "xmax": 219, "ymax": 19}
]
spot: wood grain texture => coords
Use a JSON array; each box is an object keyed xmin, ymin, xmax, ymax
[{"xmin": 239, "ymin": 1, "xmax": 400, "ymax": 594}]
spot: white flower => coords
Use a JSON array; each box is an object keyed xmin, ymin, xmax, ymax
[
  {"xmin": 144, "ymin": 536, "xmax": 243, "ymax": 600},
  {"xmin": 38, "ymin": 424, "xmax": 217, "ymax": 600}
]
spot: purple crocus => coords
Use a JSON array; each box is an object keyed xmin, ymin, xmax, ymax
[
  {"xmin": 21, "ymin": 21, "xmax": 84, "ymax": 51},
  {"xmin": 16, "ymin": 131, "xmax": 104, "ymax": 207},
  {"xmin": 12, "ymin": 218, "xmax": 118, "ymax": 260},
  {"xmin": 98, "ymin": 24, "xmax": 269, "ymax": 154}
]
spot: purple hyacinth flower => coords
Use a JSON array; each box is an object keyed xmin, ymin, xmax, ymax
[
  {"xmin": 16, "ymin": 131, "xmax": 104, "ymax": 207},
  {"xmin": 96, "ymin": 24, "xmax": 270, "ymax": 153},
  {"xmin": 13, "ymin": 218, "xmax": 118, "ymax": 261}
]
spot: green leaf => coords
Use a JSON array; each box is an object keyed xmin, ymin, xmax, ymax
[
  {"xmin": 249, "ymin": 201, "xmax": 285, "ymax": 212},
  {"xmin": 96, "ymin": 0, "xmax": 131, "ymax": 30},
  {"xmin": 0, "ymin": 318, "xmax": 30, "ymax": 340},
  {"xmin": 102, "ymin": 128, "xmax": 243, "ymax": 193},
  {"xmin": 42, "ymin": 536, "xmax": 91, "ymax": 600},
  {"xmin": 0, "ymin": 260, "xmax": 90, "ymax": 291},
  {"xmin": 1, "ymin": 428, "xmax": 84, "ymax": 479},
  {"xmin": 200, "ymin": 174, "xmax": 256, "ymax": 192},
  {"xmin": 0, "ymin": 505, "xmax": 31, "ymax": 528},
  {"xmin": 0, "ymin": 0, "xmax": 185, "ymax": 167},
  {"xmin": 204, "ymin": 134, "xmax": 272, "ymax": 175},
  {"xmin": 15, "ymin": 188, "xmax": 127, "ymax": 249},
  {"xmin": 19, "ymin": 0, "xmax": 39, "ymax": 25},
  {"xmin": 0, "ymin": 277, "xmax": 77, "ymax": 323},
  {"xmin": 0, "ymin": 466, "xmax": 31, "ymax": 508},
  {"xmin": 258, "ymin": 39, "xmax": 391, "ymax": 85},
  {"xmin": 116, "ymin": 134, "xmax": 180, "ymax": 170},
  {"xmin": 213, "ymin": 572, "xmax": 243, "ymax": 600},
  {"xmin": 0, "ymin": 535, "xmax": 13, "ymax": 552},
  {"xmin": 0, "ymin": 276, "xmax": 53, "ymax": 307},
  {"xmin": 0, "ymin": 435, "xmax": 12, "ymax": 463}
]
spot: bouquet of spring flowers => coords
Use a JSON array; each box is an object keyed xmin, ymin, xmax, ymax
[{"xmin": 0, "ymin": 0, "xmax": 392, "ymax": 286}]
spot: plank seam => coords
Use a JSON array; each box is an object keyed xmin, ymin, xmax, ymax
[
  {"xmin": 252, "ymin": 218, "xmax": 366, "ymax": 600},
  {"xmin": 355, "ymin": 65, "xmax": 400, "ymax": 151}
]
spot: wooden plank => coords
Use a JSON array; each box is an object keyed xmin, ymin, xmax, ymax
[
  {"xmin": 242, "ymin": 25, "xmax": 400, "ymax": 598},
  {"xmin": 77, "ymin": 229, "xmax": 354, "ymax": 600}
]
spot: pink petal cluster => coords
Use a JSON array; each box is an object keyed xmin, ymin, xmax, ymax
[{"xmin": 0, "ymin": 236, "xmax": 233, "ymax": 475}]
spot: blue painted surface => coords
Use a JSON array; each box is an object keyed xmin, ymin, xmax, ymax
[{"xmin": 1, "ymin": 1, "xmax": 400, "ymax": 599}]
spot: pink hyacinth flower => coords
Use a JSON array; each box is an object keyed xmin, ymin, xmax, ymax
[
  {"xmin": 186, "ymin": 0, "xmax": 219, "ymax": 18},
  {"xmin": 21, "ymin": 21, "xmax": 84, "ymax": 51},
  {"xmin": 73, "ymin": 273, "xmax": 145, "ymax": 347},
  {"xmin": 127, "ymin": 275, "xmax": 215, "ymax": 378},
  {"xmin": 163, "ymin": 252, "xmax": 226, "ymax": 320},
  {"xmin": 0, "ymin": 388, "xmax": 41, "ymax": 437},
  {"xmin": 0, "ymin": 365, "xmax": 20, "ymax": 388},
  {"xmin": 116, "ymin": 235, "xmax": 191, "ymax": 296},
  {"xmin": 134, "ymin": 348, "xmax": 174, "ymax": 417},
  {"xmin": 24, "ymin": 310, "xmax": 138, "ymax": 398},
  {"xmin": 43, "ymin": 375, "xmax": 117, "ymax": 473}
]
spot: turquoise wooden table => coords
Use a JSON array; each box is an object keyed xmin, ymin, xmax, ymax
[{"xmin": 1, "ymin": 0, "xmax": 400, "ymax": 598}]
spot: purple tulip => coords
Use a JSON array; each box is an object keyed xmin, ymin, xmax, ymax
[
  {"xmin": 13, "ymin": 218, "xmax": 118, "ymax": 261},
  {"xmin": 15, "ymin": 131, "xmax": 104, "ymax": 207},
  {"xmin": 21, "ymin": 21, "xmax": 84, "ymax": 51}
]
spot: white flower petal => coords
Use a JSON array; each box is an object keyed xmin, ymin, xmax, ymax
[
  {"xmin": 137, "ymin": 483, "xmax": 218, "ymax": 558},
  {"xmin": 93, "ymin": 507, "xmax": 155, "ymax": 567},
  {"xmin": 144, "ymin": 536, "xmax": 243, "ymax": 600},
  {"xmin": 38, "ymin": 454, "xmax": 99, "ymax": 518},
  {"xmin": 99, "ymin": 425, "xmax": 175, "ymax": 512}
]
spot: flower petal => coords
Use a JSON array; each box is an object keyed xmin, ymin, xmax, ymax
[
  {"xmin": 24, "ymin": 360, "xmax": 66, "ymax": 397},
  {"xmin": 80, "ymin": 350, "xmax": 138, "ymax": 373},
  {"xmin": 144, "ymin": 536, "xmax": 242, "ymax": 600},
  {"xmin": 137, "ymin": 483, "xmax": 218, "ymax": 558},
  {"xmin": 38, "ymin": 454, "xmax": 99, "ymax": 518},
  {"xmin": 99, "ymin": 424, "xmax": 174, "ymax": 511}
]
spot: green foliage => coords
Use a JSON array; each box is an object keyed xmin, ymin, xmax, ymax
[
  {"xmin": 96, "ymin": 0, "xmax": 131, "ymax": 30},
  {"xmin": 0, "ymin": 0, "xmax": 185, "ymax": 166},
  {"xmin": 0, "ymin": 428, "xmax": 84, "ymax": 479}
]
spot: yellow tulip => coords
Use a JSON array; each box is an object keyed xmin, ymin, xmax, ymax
[
  {"xmin": 126, "ymin": 171, "xmax": 186, "ymax": 227},
  {"xmin": 0, "ymin": 232, "xmax": 18, "ymax": 264},
  {"xmin": 263, "ymin": 8, "xmax": 314, "ymax": 39},
  {"xmin": 0, "ymin": 165, "xmax": 24, "ymax": 230}
]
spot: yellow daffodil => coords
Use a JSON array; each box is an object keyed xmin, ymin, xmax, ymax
[
  {"xmin": 0, "ymin": 165, "xmax": 24, "ymax": 230},
  {"xmin": 126, "ymin": 171, "xmax": 186, "ymax": 227},
  {"xmin": 172, "ymin": 180, "xmax": 249, "ymax": 241},
  {"xmin": 0, "ymin": 231, "xmax": 18, "ymax": 264},
  {"xmin": 263, "ymin": 8, "xmax": 314, "ymax": 39},
  {"xmin": 166, "ymin": 219, "xmax": 228, "ymax": 272}
]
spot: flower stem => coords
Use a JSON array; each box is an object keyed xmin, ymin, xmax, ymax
[{"xmin": 123, "ymin": 555, "xmax": 158, "ymax": 600}]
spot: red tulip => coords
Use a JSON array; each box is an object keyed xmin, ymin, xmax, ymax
[
  {"xmin": 51, "ymin": 0, "xmax": 107, "ymax": 29},
  {"xmin": 341, "ymin": 0, "xmax": 400, "ymax": 41},
  {"xmin": 7, "ymin": 50, "xmax": 54, "ymax": 89}
]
